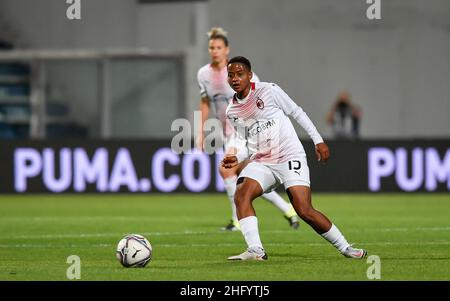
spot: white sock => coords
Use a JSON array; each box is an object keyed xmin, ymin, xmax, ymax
[
  {"xmin": 321, "ymin": 224, "xmax": 350, "ymax": 253},
  {"xmin": 223, "ymin": 176, "xmax": 238, "ymax": 222},
  {"xmin": 261, "ymin": 191, "xmax": 293, "ymax": 215},
  {"xmin": 239, "ymin": 216, "xmax": 264, "ymax": 251}
]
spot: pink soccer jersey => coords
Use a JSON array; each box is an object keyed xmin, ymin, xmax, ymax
[
  {"xmin": 226, "ymin": 82, "xmax": 324, "ymax": 163},
  {"xmin": 197, "ymin": 64, "xmax": 260, "ymax": 138}
]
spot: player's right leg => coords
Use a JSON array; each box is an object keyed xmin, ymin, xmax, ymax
[
  {"xmin": 227, "ymin": 177, "xmax": 267, "ymax": 261},
  {"xmin": 227, "ymin": 162, "xmax": 278, "ymax": 261}
]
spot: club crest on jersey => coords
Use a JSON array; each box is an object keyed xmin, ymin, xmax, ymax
[{"xmin": 256, "ymin": 97, "xmax": 264, "ymax": 109}]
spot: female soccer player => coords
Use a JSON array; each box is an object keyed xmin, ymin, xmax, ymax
[
  {"xmin": 223, "ymin": 56, "xmax": 367, "ymax": 260},
  {"xmin": 197, "ymin": 28, "xmax": 299, "ymax": 231}
]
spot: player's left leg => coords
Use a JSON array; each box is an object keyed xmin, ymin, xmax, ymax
[{"xmin": 285, "ymin": 185, "xmax": 367, "ymax": 259}]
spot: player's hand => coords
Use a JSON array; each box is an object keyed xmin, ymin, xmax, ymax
[
  {"xmin": 222, "ymin": 155, "xmax": 238, "ymax": 169},
  {"xmin": 315, "ymin": 142, "xmax": 330, "ymax": 163}
]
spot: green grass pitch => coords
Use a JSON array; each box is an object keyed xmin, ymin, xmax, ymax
[{"xmin": 0, "ymin": 193, "xmax": 449, "ymax": 281}]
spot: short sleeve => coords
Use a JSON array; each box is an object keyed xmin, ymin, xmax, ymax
[{"xmin": 197, "ymin": 69, "xmax": 208, "ymax": 98}]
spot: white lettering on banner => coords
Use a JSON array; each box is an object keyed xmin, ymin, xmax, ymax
[
  {"xmin": 395, "ymin": 148, "xmax": 423, "ymax": 191},
  {"xmin": 74, "ymin": 148, "xmax": 108, "ymax": 192},
  {"xmin": 43, "ymin": 148, "xmax": 72, "ymax": 192},
  {"xmin": 368, "ymin": 147, "xmax": 394, "ymax": 191},
  {"xmin": 108, "ymin": 148, "xmax": 139, "ymax": 192},
  {"xmin": 15, "ymin": 148, "xmax": 42, "ymax": 192},
  {"xmin": 182, "ymin": 150, "xmax": 210, "ymax": 192},
  {"xmin": 12, "ymin": 147, "xmax": 223, "ymax": 193},
  {"xmin": 426, "ymin": 148, "xmax": 450, "ymax": 190},
  {"xmin": 13, "ymin": 146, "xmax": 449, "ymax": 193},
  {"xmin": 152, "ymin": 148, "xmax": 181, "ymax": 192},
  {"xmin": 368, "ymin": 147, "xmax": 450, "ymax": 192}
]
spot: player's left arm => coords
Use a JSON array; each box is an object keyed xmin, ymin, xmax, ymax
[{"xmin": 271, "ymin": 84, "xmax": 330, "ymax": 162}]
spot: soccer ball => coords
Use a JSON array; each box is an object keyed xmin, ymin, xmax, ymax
[{"xmin": 116, "ymin": 234, "xmax": 152, "ymax": 267}]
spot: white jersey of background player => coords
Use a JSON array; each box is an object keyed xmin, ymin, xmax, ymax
[
  {"xmin": 196, "ymin": 28, "xmax": 299, "ymax": 232},
  {"xmin": 223, "ymin": 56, "xmax": 367, "ymax": 261}
]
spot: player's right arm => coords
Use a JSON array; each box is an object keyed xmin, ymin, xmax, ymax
[
  {"xmin": 197, "ymin": 68, "xmax": 210, "ymax": 151},
  {"xmin": 198, "ymin": 96, "xmax": 210, "ymax": 151},
  {"xmin": 221, "ymin": 154, "xmax": 239, "ymax": 169}
]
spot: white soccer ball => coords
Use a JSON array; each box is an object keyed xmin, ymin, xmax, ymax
[{"xmin": 116, "ymin": 234, "xmax": 152, "ymax": 268}]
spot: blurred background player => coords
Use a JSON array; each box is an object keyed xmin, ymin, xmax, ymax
[
  {"xmin": 223, "ymin": 56, "xmax": 367, "ymax": 260},
  {"xmin": 196, "ymin": 28, "xmax": 299, "ymax": 231},
  {"xmin": 326, "ymin": 90, "xmax": 362, "ymax": 139}
]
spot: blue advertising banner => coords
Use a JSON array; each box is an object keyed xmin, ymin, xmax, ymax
[{"xmin": 0, "ymin": 139, "xmax": 448, "ymax": 193}]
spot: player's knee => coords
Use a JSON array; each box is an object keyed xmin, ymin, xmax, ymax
[
  {"xmin": 234, "ymin": 186, "xmax": 252, "ymax": 207},
  {"xmin": 297, "ymin": 206, "xmax": 315, "ymax": 222}
]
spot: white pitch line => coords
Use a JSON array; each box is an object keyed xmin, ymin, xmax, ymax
[
  {"xmin": 0, "ymin": 216, "xmax": 203, "ymax": 222},
  {"xmin": 0, "ymin": 241, "xmax": 449, "ymax": 249},
  {"xmin": 0, "ymin": 243, "xmax": 112, "ymax": 248},
  {"xmin": 1, "ymin": 226, "xmax": 449, "ymax": 240},
  {"xmin": 415, "ymin": 227, "xmax": 450, "ymax": 231},
  {"xmin": 2, "ymin": 230, "xmax": 209, "ymax": 240}
]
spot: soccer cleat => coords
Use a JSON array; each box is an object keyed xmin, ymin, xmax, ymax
[
  {"xmin": 342, "ymin": 245, "xmax": 367, "ymax": 259},
  {"xmin": 227, "ymin": 247, "xmax": 268, "ymax": 261},
  {"xmin": 284, "ymin": 214, "xmax": 300, "ymax": 230},
  {"xmin": 221, "ymin": 220, "xmax": 241, "ymax": 232}
]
